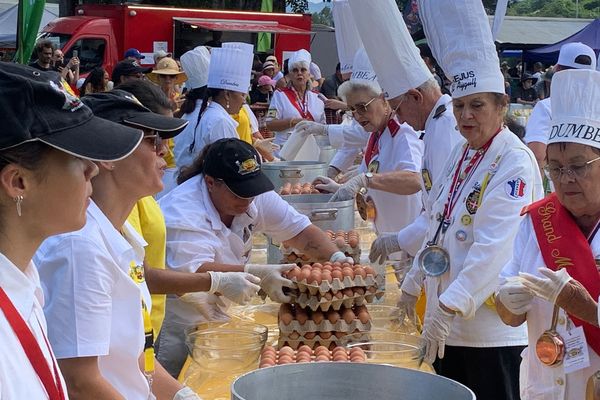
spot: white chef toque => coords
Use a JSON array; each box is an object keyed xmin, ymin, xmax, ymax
[
  {"xmin": 222, "ymin": 42, "xmax": 255, "ymax": 55},
  {"xmin": 348, "ymin": 0, "xmax": 431, "ymax": 99},
  {"xmin": 180, "ymin": 46, "xmax": 211, "ymax": 90},
  {"xmin": 549, "ymin": 69, "xmax": 600, "ymax": 150},
  {"xmin": 351, "ymin": 47, "xmax": 379, "ymax": 86},
  {"xmin": 418, "ymin": 0, "xmax": 505, "ymax": 98},
  {"xmin": 207, "ymin": 47, "xmax": 253, "ymax": 93},
  {"xmin": 332, "ymin": 0, "xmax": 362, "ymax": 75},
  {"xmin": 288, "ymin": 49, "xmax": 311, "ymax": 70}
]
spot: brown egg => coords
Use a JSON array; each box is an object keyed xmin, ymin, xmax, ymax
[
  {"xmin": 333, "ymin": 354, "xmax": 348, "ymax": 362},
  {"xmin": 285, "ymin": 266, "xmax": 301, "ymax": 280},
  {"xmin": 301, "ymin": 254, "xmax": 310, "ymax": 261},
  {"xmin": 321, "ymin": 264, "xmax": 333, "ymax": 272},
  {"xmin": 334, "ymin": 237, "xmax": 346, "ymax": 248},
  {"xmin": 321, "ymin": 270, "xmax": 332, "ymax": 283},
  {"xmin": 314, "ymin": 345, "xmax": 330, "ymax": 355},
  {"xmin": 342, "ymin": 308, "xmax": 355, "ymax": 324},
  {"xmin": 279, "ymin": 346, "xmax": 295, "ymax": 357},
  {"xmin": 287, "ymin": 253, "xmax": 297, "ymax": 262},
  {"xmin": 300, "ymin": 268, "xmax": 311, "ymax": 282},
  {"xmin": 309, "ymin": 270, "xmax": 322, "ymax": 285},
  {"xmin": 332, "ymin": 346, "xmax": 347, "ymax": 355},
  {"xmin": 327, "ymin": 310, "xmax": 340, "ymax": 324},
  {"xmin": 364, "ymin": 266, "xmax": 375, "ymax": 276},
  {"xmin": 263, "ymin": 345, "xmax": 276, "ymax": 354},
  {"xmin": 311, "ymin": 262, "xmax": 322, "ymax": 271},
  {"xmin": 278, "ymin": 355, "xmax": 293, "ymax": 364},
  {"xmin": 279, "ymin": 307, "xmax": 293, "ymax": 325},
  {"xmin": 288, "ymin": 331, "xmax": 300, "ymax": 340},
  {"xmin": 342, "ymin": 267, "xmax": 355, "ymax": 279},
  {"xmin": 358, "ymin": 311, "xmax": 370, "ymax": 324},
  {"xmin": 260, "ymin": 359, "xmax": 276, "ymax": 368},
  {"xmin": 354, "ymin": 287, "xmax": 365, "ymax": 296},
  {"xmin": 367, "ymin": 286, "xmax": 377, "ymax": 293},
  {"xmin": 296, "ymin": 356, "xmax": 311, "ymax": 363},
  {"xmin": 349, "ymin": 347, "xmax": 366, "ymax": 357},
  {"xmin": 333, "ymin": 291, "xmax": 344, "ymax": 299},
  {"xmin": 295, "ymin": 308, "xmax": 308, "ymax": 325},
  {"xmin": 332, "ymin": 261, "xmax": 342, "ymax": 269},
  {"xmin": 261, "ymin": 353, "xmax": 276, "ymax": 363},
  {"xmin": 322, "ymin": 291, "xmax": 333, "ymax": 301},
  {"xmin": 350, "ymin": 355, "xmax": 365, "ymax": 363},
  {"xmin": 331, "ymin": 269, "xmax": 343, "ymax": 281},
  {"xmin": 336, "ymin": 230, "xmax": 345, "ymax": 237},
  {"xmin": 315, "ymin": 354, "xmax": 330, "ymax": 362},
  {"xmin": 334, "ymin": 331, "xmax": 346, "ymax": 339},
  {"xmin": 325, "ymin": 230, "xmax": 334, "ymax": 238},
  {"xmin": 342, "ymin": 288, "xmax": 354, "ymax": 297},
  {"xmin": 303, "ymin": 332, "xmax": 316, "ymax": 340},
  {"xmin": 319, "ymin": 331, "xmax": 332, "ymax": 339},
  {"xmin": 312, "ymin": 311, "xmax": 324, "ymax": 325},
  {"xmin": 348, "ymin": 237, "xmax": 358, "ymax": 248},
  {"xmin": 291, "ymin": 188, "xmax": 301, "ymax": 195},
  {"xmin": 353, "ymin": 266, "xmax": 366, "ymax": 279},
  {"xmin": 297, "ymin": 345, "xmax": 312, "ymax": 354}
]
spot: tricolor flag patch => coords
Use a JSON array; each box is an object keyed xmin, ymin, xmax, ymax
[{"xmin": 506, "ymin": 177, "xmax": 527, "ymax": 199}]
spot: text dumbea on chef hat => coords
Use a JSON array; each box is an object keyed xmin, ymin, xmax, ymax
[
  {"xmin": 417, "ymin": 0, "xmax": 505, "ymax": 98},
  {"xmin": 332, "ymin": 0, "xmax": 363, "ymax": 75}
]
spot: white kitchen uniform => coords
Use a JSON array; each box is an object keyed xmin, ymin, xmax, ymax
[
  {"xmin": 173, "ymin": 100, "xmax": 204, "ymax": 170},
  {"xmin": 160, "ymin": 174, "xmax": 311, "ymax": 324},
  {"xmin": 0, "ymin": 254, "xmax": 68, "ymax": 399},
  {"xmin": 401, "ymin": 128, "xmax": 543, "ymax": 346},
  {"xmin": 524, "ymin": 98, "xmax": 552, "ymax": 145},
  {"xmin": 195, "ymin": 102, "xmax": 239, "ymax": 158},
  {"xmin": 35, "ymin": 201, "xmax": 152, "ymax": 400},
  {"xmin": 328, "ymin": 116, "xmax": 369, "ymax": 172},
  {"xmin": 500, "ymin": 216, "xmax": 600, "ymax": 400},
  {"xmin": 267, "ymin": 88, "xmax": 325, "ymax": 147},
  {"xmin": 359, "ymin": 117, "xmax": 423, "ymax": 234}
]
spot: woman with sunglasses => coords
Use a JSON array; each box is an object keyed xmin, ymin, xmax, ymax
[
  {"xmin": 0, "ymin": 62, "xmax": 142, "ymax": 400},
  {"xmin": 35, "ymin": 91, "xmax": 207, "ymax": 399},
  {"xmin": 497, "ymin": 70, "xmax": 600, "ymax": 400},
  {"xmin": 265, "ymin": 49, "xmax": 326, "ymax": 148},
  {"xmin": 314, "ymin": 48, "xmax": 424, "ymax": 244}
]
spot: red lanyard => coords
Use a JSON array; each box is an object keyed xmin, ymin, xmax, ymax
[
  {"xmin": 291, "ymin": 87, "xmax": 308, "ymax": 116},
  {"xmin": 442, "ymin": 129, "xmax": 501, "ymax": 222},
  {"xmin": 0, "ymin": 287, "xmax": 65, "ymax": 400},
  {"xmin": 364, "ymin": 131, "xmax": 382, "ymax": 167}
]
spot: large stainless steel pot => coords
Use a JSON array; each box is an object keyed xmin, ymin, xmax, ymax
[
  {"xmin": 262, "ymin": 161, "xmax": 328, "ymax": 190},
  {"xmin": 318, "ymin": 146, "xmax": 336, "ymax": 165},
  {"xmin": 267, "ymin": 194, "xmax": 355, "ymax": 263},
  {"xmin": 231, "ymin": 363, "xmax": 476, "ymax": 400}
]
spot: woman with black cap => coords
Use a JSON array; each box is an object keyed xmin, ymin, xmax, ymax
[{"xmin": 0, "ymin": 63, "xmax": 142, "ymax": 398}]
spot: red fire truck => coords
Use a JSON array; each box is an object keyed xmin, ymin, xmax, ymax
[{"xmin": 39, "ymin": 4, "xmax": 312, "ymax": 76}]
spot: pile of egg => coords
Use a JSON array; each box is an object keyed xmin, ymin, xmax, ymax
[
  {"xmin": 259, "ymin": 345, "xmax": 366, "ymax": 368},
  {"xmin": 284, "ymin": 262, "xmax": 376, "ymax": 286},
  {"xmin": 279, "ymin": 304, "xmax": 371, "ymax": 326},
  {"xmin": 326, "ymin": 230, "xmax": 360, "ymax": 249},
  {"xmin": 280, "ymin": 182, "xmax": 320, "ymax": 195}
]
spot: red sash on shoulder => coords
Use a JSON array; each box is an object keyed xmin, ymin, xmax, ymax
[
  {"xmin": 280, "ymin": 88, "xmax": 315, "ymax": 121},
  {"xmin": 364, "ymin": 117, "xmax": 401, "ymax": 166},
  {"xmin": 523, "ymin": 193, "xmax": 600, "ymax": 356}
]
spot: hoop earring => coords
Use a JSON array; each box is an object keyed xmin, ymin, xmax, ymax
[{"xmin": 14, "ymin": 195, "xmax": 23, "ymax": 217}]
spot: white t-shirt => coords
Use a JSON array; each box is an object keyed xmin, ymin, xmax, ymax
[
  {"xmin": 267, "ymin": 88, "xmax": 325, "ymax": 146},
  {"xmin": 401, "ymin": 128, "xmax": 543, "ymax": 347},
  {"xmin": 159, "ymin": 175, "xmax": 311, "ymax": 324},
  {"xmin": 0, "ymin": 254, "xmax": 68, "ymax": 399},
  {"xmin": 524, "ymin": 98, "xmax": 552, "ymax": 145},
  {"xmin": 358, "ymin": 118, "xmax": 424, "ymax": 234},
  {"xmin": 35, "ymin": 201, "xmax": 152, "ymax": 400},
  {"xmin": 500, "ymin": 216, "xmax": 600, "ymax": 400}
]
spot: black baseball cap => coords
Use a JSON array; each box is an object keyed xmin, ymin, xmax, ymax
[
  {"xmin": 0, "ymin": 62, "xmax": 142, "ymax": 161},
  {"xmin": 203, "ymin": 138, "xmax": 274, "ymax": 199},
  {"xmin": 111, "ymin": 59, "xmax": 152, "ymax": 83},
  {"xmin": 82, "ymin": 90, "xmax": 188, "ymax": 139}
]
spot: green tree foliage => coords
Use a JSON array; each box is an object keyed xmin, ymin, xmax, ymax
[
  {"xmin": 312, "ymin": 6, "xmax": 332, "ymax": 26},
  {"xmin": 508, "ymin": 0, "xmax": 600, "ymax": 18}
]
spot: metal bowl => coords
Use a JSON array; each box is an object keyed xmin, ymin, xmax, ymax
[{"xmin": 231, "ymin": 363, "xmax": 475, "ymax": 400}]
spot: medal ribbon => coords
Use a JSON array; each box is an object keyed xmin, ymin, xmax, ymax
[
  {"xmin": 281, "ymin": 88, "xmax": 314, "ymax": 121},
  {"xmin": 364, "ymin": 116, "xmax": 401, "ymax": 167},
  {"xmin": 0, "ymin": 287, "xmax": 65, "ymax": 400}
]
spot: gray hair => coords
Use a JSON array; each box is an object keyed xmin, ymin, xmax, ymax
[
  {"xmin": 394, "ymin": 78, "xmax": 440, "ymax": 103},
  {"xmin": 338, "ymin": 80, "xmax": 382, "ymax": 103}
]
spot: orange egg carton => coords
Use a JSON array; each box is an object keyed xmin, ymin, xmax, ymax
[
  {"xmin": 279, "ymin": 182, "xmax": 321, "ymax": 195},
  {"xmin": 284, "ymin": 263, "xmax": 383, "ymax": 295},
  {"xmin": 259, "ymin": 345, "xmax": 366, "ymax": 368},
  {"xmin": 278, "ymin": 304, "xmax": 372, "ymax": 333}
]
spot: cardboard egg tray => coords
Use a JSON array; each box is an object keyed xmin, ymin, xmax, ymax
[
  {"xmin": 288, "ymin": 287, "xmax": 384, "ymax": 312},
  {"xmin": 291, "ymin": 273, "xmax": 384, "ymax": 295},
  {"xmin": 278, "ymin": 304, "xmax": 372, "ymax": 333},
  {"xmin": 282, "ymin": 249, "xmax": 360, "ymax": 265},
  {"xmin": 259, "ymin": 345, "xmax": 366, "ymax": 367},
  {"xmin": 277, "ymin": 331, "xmax": 370, "ymax": 350}
]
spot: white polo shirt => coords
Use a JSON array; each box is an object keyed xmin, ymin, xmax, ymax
[
  {"xmin": 35, "ymin": 201, "xmax": 152, "ymax": 400},
  {"xmin": 524, "ymin": 98, "xmax": 552, "ymax": 145},
  {"xmin": 0, "ymin": 254, "xmax": 68, "ymax": 399},
  {"xmin": 500, "ymin": 216, "xmax": 600, "ymax": 400},
  {"xmin": 159, "ymin": 174, "xmax": 310, "ymax": 324},
  {"xmin": 267, "ymin": 89, "xmax": 326, "ymax": 146}
]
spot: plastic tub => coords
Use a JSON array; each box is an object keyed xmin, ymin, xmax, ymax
[{"xmin": 340, "ymin": 331, "xmax": 425, "ymax": 369}]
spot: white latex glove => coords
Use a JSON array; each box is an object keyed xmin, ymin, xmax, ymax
[
  {"xmin": 207, "ymin": 271, "xmax": 260, "ymax": 304},
  {"xmin": 396, "ymin": 291, "xmax": 418, "ymax": 326},
  {"xmin": 519, "ymin": 267, "xmax": 572, "ymax": 304},
  {"xmin": 245, "ymin": 264, "xmax": 296, "ymax": 303},
  {"xmin": 496, "ymin": 281, "xmax": 534, "ymax": 315},
  {"xmin": 254, "ymin": 138, "xmax": 279, "ymax": 162},
  {"xmin": 338, "ymin": 164, "xmax": 361, "ymax": 184},
  {"xmin": 330, "ymin": 250, "xmax": 354, "ymax": 265},
  {"xmin": 330, "ymin": 173, "xmax": 368, "ymax": 202},
  {"xmin": 369, "ymin": 233, "xmax": 402, "ymax": 264},
  {"xmin": 313, "ymin": 175, "xmax": 341, "ymax": 193},
  {"xmin": 324, "ymin": 98, "xmax": 348, "ymax": 110},
  {"xmin": 178, "ymin": 292, "xmax": 230, "ymax": 322},
  {"xmin": 173, "ymin": 386, "xmax": 202, "ymax": 400},
  {"xmin": 421, "ymin": 304, "xmax": 455, "ymax": 365},
  {"xmin": 295, "ymin": 120, "xmax": 328, "ymax": 136}
]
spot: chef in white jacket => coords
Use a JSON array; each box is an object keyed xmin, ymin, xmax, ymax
[
  {"xmin": 371, "ymin": 0, "xmax": 543, "ymax": 398},
  {"xmin": 497, "ymin": 69, "xmax": 600, "ymax": 400},
  {"xmin": 178, "ymin": 45, "xmax": 253, "ymax": 160},
  {"xmin": 157, "ymin": 138, "xmax": 349, "ymax": 377}
]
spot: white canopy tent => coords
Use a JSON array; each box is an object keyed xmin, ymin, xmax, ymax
[{"xmin": 0, "ymin": 3, "xmax": 58, "ymax": 48}]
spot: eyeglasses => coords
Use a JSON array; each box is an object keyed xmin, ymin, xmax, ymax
[
  {"xmin": 349, "ymin": 97, "xmax": 379, "ymax": 116},
  {"xmin": 143, "ymin": 134, "xmax": 164, "ymax": 155},
  {"xmin": 543, "ymin": 156, "xmax": 600, "ymax": 181}
]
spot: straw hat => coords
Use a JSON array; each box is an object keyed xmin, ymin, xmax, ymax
[{"xmin": 148, "ymin": 57, "xmax": 187, "ymax": 85}]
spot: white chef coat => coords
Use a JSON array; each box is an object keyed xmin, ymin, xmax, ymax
[
  {"xmin": 0, "ymin": 254, "xmax": 68, "ymax": 399},
  {"xmin": 400, "ymin": 127, "xmax": 543, "ymax": 347},
  {"xmin": 359, "ymin": 117, "xmax": 423, "ymax": 234},
  {"xmin": 500, "ymin": 216, "xmax": 600, "ymax": 400},
  {"xmin": 267, "ymin": 88, "xmax": 326, "ymax": 146},
  {"xmin": 524, "ymin": 98, "xmax": 552, "ymax": 145},
  {"xmin": 173, "ymin": 101, "xmax": 203, "ymax": 170},
  {"xmin": 328, "ymin": 116, "xmax": 369, "ymax": 172},
  {"xmin": 159, "ymin": 175, "xmax": 311, "ymax": 324},
  {"xmin": 421, "ymin": 94, "xmax": 465, "ymax": 197},
  {"xmin": 35, "ymin": 201, "xmax": 152, "ymax": 400}
]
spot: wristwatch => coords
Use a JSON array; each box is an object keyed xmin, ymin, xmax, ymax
[{"xmin": 365, "ymin": 172, "xmax": 374, "ymax": 187}]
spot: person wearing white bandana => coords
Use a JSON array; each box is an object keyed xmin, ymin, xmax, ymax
[
  {"xmin": 382, "ymin": 0, "xmax": 544, "ymax": 398},
  {"xmin": 497, "ymin": 69, "xmax": 600, "ymax": 400}
]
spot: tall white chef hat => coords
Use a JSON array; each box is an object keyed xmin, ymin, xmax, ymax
[
  {"xmin": 348, "ymin": 0, "xmax": 431, "ymax": 99},
  {"xmin": 288, "ymin": 49, "xmax": 311, "ymax": 70},
  {"xmin": 332, "ymin": 0, "xmax": 362, "ymax": 75},
  {"xmin": 207, "ymin": 47, "xmax": 253, "ymax": 93},
  {"xmin": 548, "ymin": 69, "xmax": 600, "ymax": 150},
  {"xmin": 351, "ymin": 47, "xmax": 378, "ymax": 86},
  {"xmin": 418, "ymin": 0, "xmax": 505, "ymax": 98},
  {"xmin": 180, "ymin": 46, "xmax": 211, "ymax": 90},
  {"xmin": 222, "ymin": 42, "xmax": 255, "ymax": 55}
]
